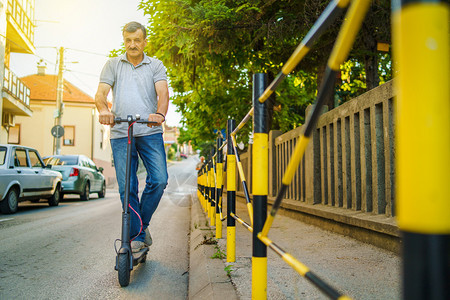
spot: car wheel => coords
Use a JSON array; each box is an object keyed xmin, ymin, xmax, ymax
[
  {"xmin": 48, "ymin": 185, "xmax": 61, "ymax": 207},
  {"xmin": 98, "ymin": 181, "xmax": 106, "ymax": 198},
  {"xmin": 80, "ymin": 182, "xmax": 90, "ymax": 201},
  {"xmin": 0, "ymin": 188, "xmax": 19, "ymax": 214}
]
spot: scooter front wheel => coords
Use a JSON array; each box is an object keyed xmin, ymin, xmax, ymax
[{"xmin": 118, "ymin": 253, "xmax": 130, "ymax": 287}]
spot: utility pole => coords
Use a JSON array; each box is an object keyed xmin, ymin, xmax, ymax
[{"xmin": 54, "ymin": 47, "xmax": 64, "ymax": 155}]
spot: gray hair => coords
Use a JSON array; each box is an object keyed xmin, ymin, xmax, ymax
[{"xmin": 122, "ymin": 21, "xmax": 147, "ymax": 39}]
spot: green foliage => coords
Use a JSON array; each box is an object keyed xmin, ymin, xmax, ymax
[
  {"xmin": 224, "ymin": 264, "xmax": 234, "ymax": 277},
  {"xmin": 211, "ymin": 243, "xmax": 226, "ymax": 259},
  {"xmin": 378, "ymin": 52, "xmax": 392, "ymax": 85},
  {"xmin": 336, "ymin": 52, "xmax": 393, "ymax": 105},
  {"xmin": 135, "ymin": 0, "xmax": 391, "ymax": 148},
  {"xmin": 336, "ymin": 59, "xmax": 367, "ymax": 105},
  {"xmin": 273, "ymin": 71, "xmax": 317, "ymax": 132}
]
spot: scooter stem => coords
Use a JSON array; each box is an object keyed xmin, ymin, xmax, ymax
[{"xmin": 121, "ymin": 115, "xmax": 134, "ymax": 247}]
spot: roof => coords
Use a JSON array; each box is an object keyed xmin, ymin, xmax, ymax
[{"xmin": 20, "ymin": 74, "xmax": 94, "ymax": 103}]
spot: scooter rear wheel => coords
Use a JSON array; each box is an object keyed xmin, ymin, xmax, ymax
[{"xmin": 118, "ymin": 253, "xmax": 130, "ymax": 287}]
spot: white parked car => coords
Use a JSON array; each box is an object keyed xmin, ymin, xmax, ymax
[{"xmin": 0, "ymin": 144, "xmax": 62, "ymax": 214}]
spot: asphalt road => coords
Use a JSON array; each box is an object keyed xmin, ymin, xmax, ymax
[{"xmin": 0, "ymin": 156, "xmax": 198, "ymax": 300}]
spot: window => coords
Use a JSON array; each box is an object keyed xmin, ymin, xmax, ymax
[
  {"xmin": 87, "ymin": 158, "xmax": 97, "ymax": 170},
  {"xmin": 8, "ymin": 124, "xmax": 20, "ymax": 144},
  {"xmin": 0, "ymin": 147, "xmax": 6, "ymax": 165},
  {"xmin": 45, "ymin": 156, "xmax": 78, "ymax": 166},
  {"xmin": 63, "ymin": 125, "xmax": 75, "ymax": 146},
  {"xmin": 28, "ymin": 150, "xmax": 43, "ymax": 168},
  {"xmin": 14, "ymin": 149, "xmax": 28, "ymax": 167}
]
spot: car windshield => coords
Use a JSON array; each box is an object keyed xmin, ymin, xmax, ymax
[
  {"xmin": 0, "ymin": 147, "xmax": 6, "ymax": 165},
  {"xmin": 44, "ymin": 156, "xmax": 78, "ymax": 166}
]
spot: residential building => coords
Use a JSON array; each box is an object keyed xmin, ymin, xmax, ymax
[
  {"xmin": 15, "ymin": 67, "xmax": 115, "ymax": 186},
  {"xmin": 0, "ymin": 0, "xmax": 35, "ymax": 143}
]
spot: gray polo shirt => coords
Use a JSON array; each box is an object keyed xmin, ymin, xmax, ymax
[{"xmin": 99, "ymin": 54, "xmax": 167, "ymax": 139}]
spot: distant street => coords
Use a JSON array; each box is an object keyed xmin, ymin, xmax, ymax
[{"xmin": 0, "ymin": 156, "xmax": 199, "ymax": 299}]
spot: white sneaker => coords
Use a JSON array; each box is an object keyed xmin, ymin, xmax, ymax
[
  {"xmin": 131, "ymin": 240, "xmax": 146, "ymax": 253},
  {"xmin": 144, "ymin": 228, "xmax": 153, "ymax": 247}
]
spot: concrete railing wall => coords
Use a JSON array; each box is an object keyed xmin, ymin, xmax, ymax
[{"xmin": 234, "ymin": 80, "xmax": 399, "ymax": 251}]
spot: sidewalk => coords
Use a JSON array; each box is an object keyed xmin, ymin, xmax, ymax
[
  {"xmin": 194, "ymin": 196, "xmax": 401, "ymax": 299},
  {"xmin": 188, "ymin": 195, "xmax": 238, "ymax": 299}
]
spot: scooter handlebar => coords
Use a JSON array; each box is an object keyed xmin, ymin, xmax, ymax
[{"xmin": 114, "ymin": 114, "xmax": 158, "ymax": 124}]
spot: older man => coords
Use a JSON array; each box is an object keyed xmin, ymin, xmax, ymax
[{"xmin": 95, "ymin": 21, "xmax": 169, "ymax": 253}]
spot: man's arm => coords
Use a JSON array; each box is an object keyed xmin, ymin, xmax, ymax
[
  {"xmin": 95, "ymin": 83, "xmax": 114, "ymax": 126},
  {"xmin": 147, "ymin": 80, "xmax": 170, "ymax": 127}
]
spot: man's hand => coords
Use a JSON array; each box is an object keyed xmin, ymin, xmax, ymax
[
  {"xmin": 95, "ymin": 83, "xmax": 113, "ymax": 126},
  {"xmin": 147, "ymin": 113, "xmax": 165, "ymax": 128},
  {"xmin": 98, "ymin": 110, "xmax": 115, "ymax": 126}
]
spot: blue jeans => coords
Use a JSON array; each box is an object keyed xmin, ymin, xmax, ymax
[{"xmin": 110, "ymin": 133, "xmax": 168, "ymax": 242}]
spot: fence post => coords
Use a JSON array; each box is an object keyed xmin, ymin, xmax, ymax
[
  {"xmin": 203, "ymin": 166, "xmax": 208, "ymax": 212},
  {"xmin": 198, "ymin": 168, "xmax": 203, "ymax": 210},
  {"xmin": 252, "ymin": 73, "xmax": 269, "ymax": 299},
  {"xmin": 202, "ymin": 167, "xmax": 207, "ymax": 210},
  {"xmin": 227, "ymin": 119, "xmax": 237, "ymax": 262},
  {"xmin": 392, "ymin": 1, "xmax": 450, "ymax": 299},
  {"xmin": 207, "ymin": 158, "xmax": 212, "ymax": 218},
  {"xmin": 216, "ymin": 136, "xmax": 224, "ymax": 238},
  {"xmin": 210, "ymin": 149, "xmax": 216, "ymax": 226}
]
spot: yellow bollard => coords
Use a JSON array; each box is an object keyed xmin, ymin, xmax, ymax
[
  {"xmin": 227, "ymin": 119, "xmax": 237, "ymax": 262},
  {"xmin": 251, "ymin": 73, "xmax": 269, "ymax": 299},
  {"xmin": 216, "ymin": 136, "xmax": 224, "ymax": 238},
  {"xmin": 392, "ymin": 1, "xmax": 450, "ymax": 298}
]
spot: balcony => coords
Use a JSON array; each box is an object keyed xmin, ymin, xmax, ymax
[
  {"xmin": 2, "ymin": 66, "xmax": 32, "ymax": 116},
  {"xmin": 6, "ymin": 0, "xmax": 35, "ymax": 54}
]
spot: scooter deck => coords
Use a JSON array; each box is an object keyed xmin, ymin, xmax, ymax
[{"xmin": 132, "ymin": 247, "xmax": 149, "ymax": 266}]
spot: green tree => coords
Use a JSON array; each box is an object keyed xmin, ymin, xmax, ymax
[{"xmin": 135, "ymin": 0, "xmax": 391, "ymax": 148}]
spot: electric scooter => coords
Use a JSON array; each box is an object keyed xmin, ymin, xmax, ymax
[{"xmin": 113, "ymin": 114, "xmax": 156, "ymax": 287}]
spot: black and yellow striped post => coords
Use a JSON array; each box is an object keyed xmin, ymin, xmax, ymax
[
  {"xmin": 207, "ymin": 158, "xmax": 212, "ymax": 218},
  {"xmin": 227, "ymin": 119, "xmax": 237, "ymax": 262},
  {"xmin": 204, "ymin": 161, "xmax": 207, "ymax": 214},
  {"xmin": 216, "ymin": 136, "xmax": 224, "ymax": 238},
  {"xmin": 210, "ymin": 149, "xmax": 216, "ymax": 226},
  {"xmin": 198, "ymin": 168, "xmax": 203, "ymax": 209},
  {"xmin": 252, "ymin": 73, "xmax": 269, "ymax": 299},
  {"xmin": 392, "ymin": 1, "xmax": 449, "ymax": 299},
  {"xmin": 202, "ymin": 167, "xmax": 207, "ymax": 210}
]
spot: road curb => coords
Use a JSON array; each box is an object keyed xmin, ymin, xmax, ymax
[{"xmin": 188, "ymin": 197, "xmax": 238, "ymax": 300}]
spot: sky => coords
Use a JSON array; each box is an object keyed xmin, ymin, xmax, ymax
[{"xmin": 10, "ymin": 0, "xmax": 182, "ymax": 127}]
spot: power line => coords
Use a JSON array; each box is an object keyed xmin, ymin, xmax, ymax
[
  {"xmin": 65, "ymin": 70, "xmax": 97, "ymax": 95},
  {"xmin": 65, "ymin": 68, "xmax": 99, "ymax": 78},
  {"xmin": 65, "ymin": 47, "xmax": 108, "ymax": 57}
]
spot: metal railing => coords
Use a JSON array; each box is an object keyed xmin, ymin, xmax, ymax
[
  {"xmin": 196, "ymin": 0, "xmax": 449, "ymax": 299},
  {"xmin": 3, "ymin": 66, "xmax": 31, "ymax": 107},
  {"xmin": 7, "ymin": 0, "xmax": 35, "ymax": 44}
]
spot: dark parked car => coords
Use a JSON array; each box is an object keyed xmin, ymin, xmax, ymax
[
  {"xmin": 44, "ymin": 155, "xmax": 106, "ymax": 201},
  {"xmin": 0, "ymin": 144, "xmax": 62, "ymax": 214}
]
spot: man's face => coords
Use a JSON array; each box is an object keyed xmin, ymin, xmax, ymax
[{"xmin": 123, "ymin": 29, "xmax": 147, "ymax": 60}]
